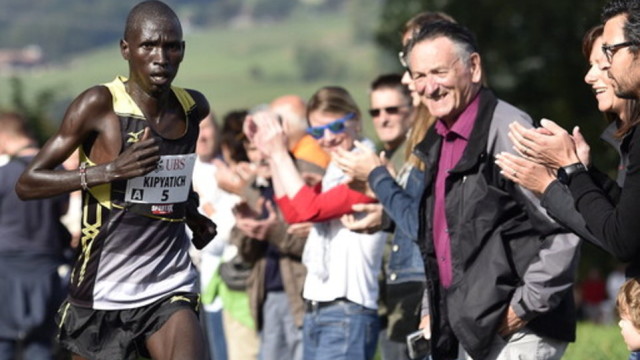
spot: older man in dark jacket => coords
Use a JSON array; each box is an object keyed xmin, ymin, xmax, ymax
[{"xmin": 401, "ymin": 21, "xmax": 580, "ymax": 360}]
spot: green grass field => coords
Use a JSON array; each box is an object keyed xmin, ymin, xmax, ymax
[
  {"xmin": 0, "ymin": 11, "xmax": 389, "ymax": 139},
  {"xmin": 564, "ymin": 322, "xmax": 629, "ymax": 359}
]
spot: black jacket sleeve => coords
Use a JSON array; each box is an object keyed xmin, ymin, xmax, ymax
[
  {"xmin": 568, "ymin": 125, "xmax": 640, "ymax": 262},
  {"xmin": 541, "ymin": 180, "xmax": 613, "ymax": 254}
]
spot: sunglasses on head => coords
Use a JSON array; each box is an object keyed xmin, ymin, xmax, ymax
[
  {"xmin": 368, "ymin": 105, "xmax": 409, "ymax": 118},
  {"xmin": 306, "ymin": 112, "xmax": 356, "ymax": 140}
]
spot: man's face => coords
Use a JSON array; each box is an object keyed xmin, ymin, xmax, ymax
[
  {"xmin": 121, "ymin": 18, "xmax": 184, "ymax": 95},
  {"xmin": 602, "ymin": 14, "xmax": 640, "ymax": 99},
  {"xmin": 408, "ymin": 36, "xmax": 481, "ymax": 124},
  {"xmin": 369, "ymin": 88, "xmax": 412, "ymax": 150}
]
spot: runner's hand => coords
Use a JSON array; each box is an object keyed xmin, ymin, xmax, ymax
[{"xmin": 107, "ymin": 127, "xmax": 160, "ymax": 180}]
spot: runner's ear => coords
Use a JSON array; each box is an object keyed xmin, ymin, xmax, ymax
[{"xmin": 120, "ymin": 39, "xmax": 130, "ymax": 60}]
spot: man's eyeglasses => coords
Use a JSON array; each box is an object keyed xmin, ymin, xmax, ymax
[
  {"xmin": 602, "ymin": 41, "xmax": 638, "ymax": 62},
  {"xmin": 368, "ymin": 105, "xmax": 410, "ymax": 117},
  {"xmin": 306, "ymin": 112, "xmax": 356, "ymax": 139}
]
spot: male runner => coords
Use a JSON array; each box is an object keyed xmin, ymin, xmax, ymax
[{"xmin": 16, "ymin": 1, "xmax": 216, "ymax": 359}]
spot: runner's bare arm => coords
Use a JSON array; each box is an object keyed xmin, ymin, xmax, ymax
[{"xmin": 16, "ymin": 86, "xmax": 160, "ymax": 200}]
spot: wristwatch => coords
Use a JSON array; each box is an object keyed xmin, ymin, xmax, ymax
[{"xmin": 557, "ymin": 162, "xmax": 586, "ymax": 185}]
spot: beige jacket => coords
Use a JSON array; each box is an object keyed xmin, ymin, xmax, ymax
[{"xmin": 231, "ymin": 215, "xmax": 307, "ymax": 330}]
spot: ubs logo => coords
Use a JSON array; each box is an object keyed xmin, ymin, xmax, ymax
[{"xmin": 154, "ymin": 157, "xmax": 186, "ymax": 173}]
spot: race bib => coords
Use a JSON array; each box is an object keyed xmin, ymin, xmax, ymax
[{"xmin": 125, "ymin": 154, "xmax": 196, "ymax": 204}]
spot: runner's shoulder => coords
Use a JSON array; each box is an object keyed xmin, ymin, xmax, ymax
[
  {"xmin": 69, "ymin": 85, "xmax": 114, "ymax": 118},
  {"xmin": 184, "ymin": 88, "xmax": 210, "ymax": 120}
]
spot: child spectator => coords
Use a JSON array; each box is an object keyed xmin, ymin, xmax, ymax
[{"xmin": 616, "ymin": 278, "xmax": 640, "ymax": 352}]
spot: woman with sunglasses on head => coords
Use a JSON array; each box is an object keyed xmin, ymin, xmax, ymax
[{"xmin": 247, "ymin": 86, "xmax": 386, "ymax": 360}]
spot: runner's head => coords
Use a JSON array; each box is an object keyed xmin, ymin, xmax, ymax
[{"xmin": 120, "ymin": 1, "xmax": 185, "ymax": 95}]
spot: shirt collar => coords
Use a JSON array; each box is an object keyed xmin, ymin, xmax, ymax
[{"xmin": 434, "ymin": 92, "xmax": 480, "ymax": 140}]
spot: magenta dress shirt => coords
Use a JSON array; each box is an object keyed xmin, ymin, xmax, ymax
[{"xmin": 432, "ymin": 94, "xmax": 480, "ymax": 288}]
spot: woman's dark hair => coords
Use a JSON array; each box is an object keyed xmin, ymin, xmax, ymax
[{"xmin": 220, "ymin": 109, "xmax": 249, "ymax": 163}]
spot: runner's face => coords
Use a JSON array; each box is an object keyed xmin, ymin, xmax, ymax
[{"xmin": 121, "ymin": 17, "xmax": 184, "ymax": 95}]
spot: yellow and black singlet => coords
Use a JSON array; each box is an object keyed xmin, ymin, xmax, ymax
[{"xmin": 68, "ymin": 76, "xmax": 200, "ymax": 310}]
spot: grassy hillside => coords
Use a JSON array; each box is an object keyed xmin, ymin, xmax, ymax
[{"xmin": 0, "ymin": 11, "xmax": 391, "ymax": 139}]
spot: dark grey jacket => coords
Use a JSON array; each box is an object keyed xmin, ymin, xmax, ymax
[{"xmin": 415, "ymin": 89, "xmax": 580, "ymax": 360}]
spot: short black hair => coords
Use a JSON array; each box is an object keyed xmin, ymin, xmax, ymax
[
  {"xmin": 602, "ymin": 0, "xmax": 640, "ymax": 54},
  {"xmin": 404, "ymin": 20, "xmax": 479, "ymax": 63},
  {"xmin": 370, "ymin": 74, "xmax": 411, "ymax": 104},
  {"xmin": 220, "ymin": 109, "xmax": 249, "ymax": 163},
  {"xmin": 124, "ymin": 0, "xmax": 182, "ymax": 41},
  {"xmin": 603, "ymin": 0, "xmax": 635, "ymax": 22}
]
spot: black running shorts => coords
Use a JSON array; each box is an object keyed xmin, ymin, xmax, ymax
[{"xmin": 55, "ymin": 292, "xmax": 200, "ymax": 360}]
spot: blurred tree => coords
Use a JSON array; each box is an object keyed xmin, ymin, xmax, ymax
[
  {"xmin": 375, "ymin": 0, "xmax": 617, "ymax": 173},
  {"xmin": 348, "ymin": 0, "xmax": 383, "ymax": 42}
]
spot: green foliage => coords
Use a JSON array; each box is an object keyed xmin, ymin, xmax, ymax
[
  {"xmin": 348, "ymin": 0, "xmax": 383, "ymax": 42},
  {"xmin": 375, "ymin": 0, "xmax": 427, "ymax": 54}
]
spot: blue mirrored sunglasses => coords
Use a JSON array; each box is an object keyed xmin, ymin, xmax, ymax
[{"xmin": 306, "ymin": 112, "xmax": 356, "ymax": 139}]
